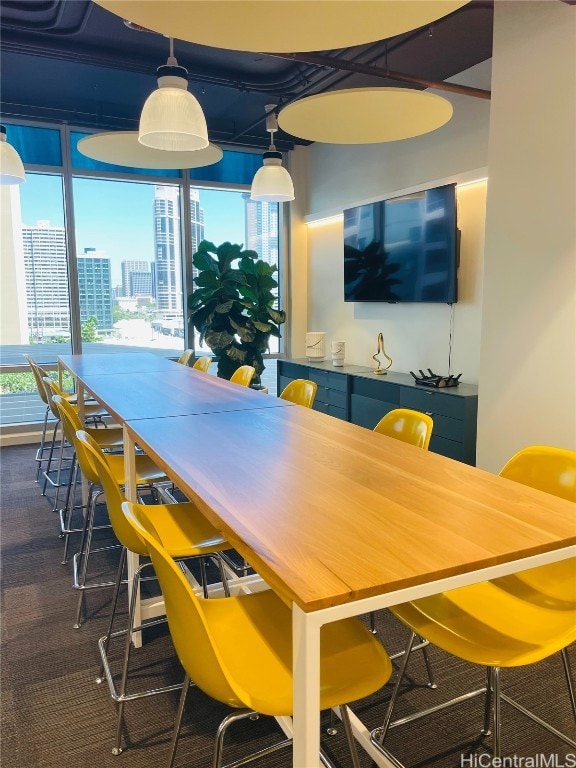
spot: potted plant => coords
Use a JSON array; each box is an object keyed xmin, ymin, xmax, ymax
[{"xmin": 188, "ymin": 240, "xmax": 286, "ymax": 384}]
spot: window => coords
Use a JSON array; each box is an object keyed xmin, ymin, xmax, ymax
[{"xmin": 0, "ymin": 121, "xmax": 285, "ymax": 428}]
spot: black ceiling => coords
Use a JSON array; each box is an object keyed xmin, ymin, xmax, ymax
[{"xmin": 0, "ymin": 0, "xmax": 494, "ymax": 150}]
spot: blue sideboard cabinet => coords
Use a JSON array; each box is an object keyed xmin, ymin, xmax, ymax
[{"xmin": 277, "ymin": 359, "xmax": 479, "ymax": 465}]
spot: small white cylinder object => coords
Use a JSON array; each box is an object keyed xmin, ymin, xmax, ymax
[
  {"xmin": 306, "ymin": 332, "xmax": 326, "ymax": 361},
  {"xmin": 331, "ymin": 340, "xmax": 345, "ymax": 367}
]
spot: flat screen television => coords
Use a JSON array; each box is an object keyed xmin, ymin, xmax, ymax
[{"xmin": 343, "ymin": 183, "xmax": 458, "ymax": 303}]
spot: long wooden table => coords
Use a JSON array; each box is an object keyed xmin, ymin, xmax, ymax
[
  {"xmin": 60, "ymin": 353, "xmax": 576, "ymax": 767},
  {"xmin": 123, "ymin": 406, "xmax": 576, "ymax": 768}
]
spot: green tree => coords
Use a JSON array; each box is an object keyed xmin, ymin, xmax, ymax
[{"xmin": 81, "ymin": 316, "xmax": 99, "ymax": 342}]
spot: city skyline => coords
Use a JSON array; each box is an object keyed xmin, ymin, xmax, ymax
[{"xmin": 19, "ymin": 176, "xmax": 258, "ymax": 288}]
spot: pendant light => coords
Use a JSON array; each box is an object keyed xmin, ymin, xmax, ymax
[
  {"xmin": 138, "ymin": 38, "xmax": 208, "ymax": 152},
  {"xmin": 250, "ymin": 106, "xmax": 294, "ymax": 203},
  {"xmin": 0, "ymin": 125, "xmax": 25, "ymax": 185}
]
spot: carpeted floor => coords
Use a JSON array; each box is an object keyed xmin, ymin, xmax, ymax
[{"xmin": 1, "ymin": 443, "xmax": 574, "ymax": 768}]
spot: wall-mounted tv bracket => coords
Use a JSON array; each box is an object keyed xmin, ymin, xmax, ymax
[{"xmin": 410, "ymin": 369, "xmax": 462, "ymax": 388}]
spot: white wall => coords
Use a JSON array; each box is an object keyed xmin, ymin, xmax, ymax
[
  {"xmin": 307, "ymin": 180, "xmax": 486, "ymax": 380},
  {"xmin": 296, "ymin": 61, "xmax": 491, "ymax": 382},
  {"xmin": 477, "ymin": 1, "xmax": 576, "ymax": 471}
]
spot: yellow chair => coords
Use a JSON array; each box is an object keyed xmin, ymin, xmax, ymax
[
  {"xmin": 229, "ymin": 364, "xmax": 256, "ymax": 387},
  {"xmin": 52, "ymin": 394, "xmax": 123, "ymax": 564},
  {"xmin": 372, "ymin": 445, "xmax": 576, "ymax": 759},
  {"xmin": 52, "ymin": 396, "xmax": 167, "ymax": 629},
  {"xmin": 26, "ymin": 355, "xmax": 98, "ymax": 482},
  {"xmin": 192, "ymin": 355, "xmax": 212, "ymax": 373},
  {"xmin": 40, "ymin": 375, "xmax": 109, "ymax": 506},
  {"xmin": 279, "ymin": 378, "xmax": 318, "ymax": 408},
  {"xmin": 177, "ymin": 349, "xmax": 193, "ymax": 365},
  {"xmin": 373, "ymin": 407, "xmax": 434, "ymax": 450},
  {"xmin": 122, "ymin": 499, "xmax": 393, "ymax": 768},
  {"xmin": 76, "ymin": 431, "xmax": 230, "ymax": 756}
]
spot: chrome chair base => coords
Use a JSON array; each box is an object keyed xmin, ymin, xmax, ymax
[{"xmin": 370, "ymin": 633, "xmax": 576, "ymax": 762}]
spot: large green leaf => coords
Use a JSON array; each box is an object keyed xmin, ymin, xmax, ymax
[
  {"xmin": 253, "ymin": 321, "xmax": 272, "ymax": 332},
  {"xmin": 214, "ymin": 300, "xmax": 234, "ymax": 314},
  {"xmin": 256, "ymin": 261, "xmax": 274, "ymax": 276},
  {"xmin": 193, "ymin": 249, "xmax": 218, "ymax": 273},
  {"xmin": 238, "ymin": 256, "xmax": 257, "ymax": 275},
  {"xmin": 205, "ymin": 329, "xmax": 234, "ymax": 349},
  {"xmin": 195, "ymin": 271, "xmax": 219, "ymax": 289},
  {"xmin": 224, "ymin": 346, "xmax": 247, "ymax": 363},
  {"xmin": 266, "ymin": 307, "xmax": 286, "ymax": 324},
  {"xmin": 230, "ymin": 317, "xmax": 256, "ymax": 342}
]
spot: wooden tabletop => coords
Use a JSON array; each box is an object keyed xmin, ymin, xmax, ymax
[
  {"xmin": 76, "ymin": 366, "xmax": 292, "ymax": 423},
  {"xmin": 59, "ymin": 352, "xmax": 177, "ymax": 377},
  {"xmin": 125, "ymin": 406, "xmax": 576, "ymax": 613}
]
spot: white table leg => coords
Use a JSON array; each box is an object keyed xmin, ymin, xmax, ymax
[
  {"xmin": 293, "ymin": 603, "xmax": 322, "ymax": 768},
  {"xmin": 123, "ymin": 428, "xmax": 142, "ymax": 648}
]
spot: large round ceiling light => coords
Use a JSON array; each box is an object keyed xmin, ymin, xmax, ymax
[
  {"xmin": 278, "ymin": 88, "xmax": 454, "ymax": 144},
  {"xmin": 77, "ymin": 132, "xmax": 223, "ymax": 169},
  {"xmin": 93, "ymin": 1, "xmax": 469, "ymax": 53}
]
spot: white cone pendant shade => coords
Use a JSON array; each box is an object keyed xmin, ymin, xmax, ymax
[
  {"xmin": 139, "ymin": 71, "xmax": 209, "ymax": 152},
  {"xmin": 0, "ymin": 126, "xmax": 25, "ymax": 185},
  {"xmin": 251, "ymin": 153, "xmax": 294, "ymax": 203}
]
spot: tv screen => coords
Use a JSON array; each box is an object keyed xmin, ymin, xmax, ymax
[{"xmin": 343, "ymin": 183, "xmax": 458, "ymax": 303}]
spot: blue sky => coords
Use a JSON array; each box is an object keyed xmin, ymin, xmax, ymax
[{"xmin": 20, "ymin": 174, "xmax": 247, "ymax": 286}]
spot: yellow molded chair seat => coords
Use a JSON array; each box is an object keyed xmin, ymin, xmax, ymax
[
  {"xmin": 77, "ymin": 429, "xmax": 230, "ymax": 756},
  {"xmin": 279, "ymin": 378, "xmax": 317, "ymax": 408},
  {"xmin": 373, "ymin": 445, "xmax": 576, "ymax": 759},
  {"xmin": 52, "ymin": 395, "xmax": 167, "ymax": 629},
  {"xmin": 123, "ymin": 500, "xmax": 392, "ymax": 768},
  {"xmin": 192, "ymin": 356, "xmax": 212, "ymax": 373},
  {"xmin": 177, "ymin": 349, "xmax": 194, "ymax": 365},
  {"xmin": 40, "ymin": 376, "xmax": 111, "ymax": 507},
  {"xmin": 229, "ymin": 364, "xmax": 256, "ymax": 387},
  {"xmin": 373, "ymin": 407, "xmax": 433, "ymax": 450}
]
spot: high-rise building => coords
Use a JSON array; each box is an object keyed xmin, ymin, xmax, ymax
[
  {"xmin": 77, "ymin": 248, "xmax": 113, "ymax": 331},
  {"xmin": 153, "ymin": 186, "xmax": 204, "ymax": 317},
  {"xmin": 129, "ymin": 271, "xmax": 153, "ymax": 298},
  {"xmin": 121, "ymin": 260, "xmax": 150, "ymax": 298},
  {"xmin": 189, "ymin": 188, "xmax": 204, "ymax": 256},
  {"xmin": 243, "ymin": 194, "xmax": 279, "ymax": 267},
  {"xmin": 22, "ymin": 220, "xmax": 70, "ymax": 340}
]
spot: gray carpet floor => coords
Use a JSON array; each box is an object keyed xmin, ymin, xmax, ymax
[{"xmin": 1, "ymin": 443, "xmax": 574, "ymax": 768}]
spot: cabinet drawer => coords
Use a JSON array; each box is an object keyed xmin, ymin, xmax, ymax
[
  {"xmin": 315, "ymin": 386, "xmax": 329, "ymax": 404},
  {"xmin": 351, "ymin": 377, "xmax": 400, "ymax": 404},
  {"xmin": 400, "ymin": 388, "xmax": 466, "ymax": 420},
  {"xmin": 350, "ymin": 394, "xmax": 397, "ymax": 430},
  {"xmin": 328, "ymin": 404, "xmax": 347, "ymax": 420},
  {"xmin": 430, "ymin": 435, "xmax": 466, "ymax": 463},
  {"xmin": 308, "ymin": 369, "xmax": 329, "ymax": 388},
  {"xmin": 327, "ymin": 388, "xmax": 347, "ymax": 409},
  {"xmin": 327, "ymin": 371, "xmax": 347, "ymax": 392},
  {"xmin": 430, "ymin": 414, "xmax": 464, "ymax": 442},
  {"xmin": 313, "ymin": 401, "xmax": 328, "ymax": 415},
  {"xmin": 279, "ymin": 361, "xmax": 307, "ymax": 379}
]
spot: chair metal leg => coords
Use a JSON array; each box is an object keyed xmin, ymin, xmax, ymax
[
  {"xmin": 561, "ymin": 648, "xmax": 576, "ymax": 723},
  {"xmin": 96, "ymin": 546, "xmax": 127, "ymax": 686},
  {"xmin": 376, "ymin": 632, "xmax": 417, "ymax": 745},
  {"xmin": 35, "ymin": 406, "xmax": 50, "ymax": 482},
  {"xmin": 492, "ymin": 666, "xmax": 501, "ymax": 758},
  {"xmin": 113, "ymin": 560, "xmax": 145, "ymax": 755},
  {"xmin": 41, "ymin": 420, "xmax": 60, "ymax": 496},
  {"xmin": 339, "ymin": 705, "xmax": 361, "ymax": 768},
  {"xmin": 482, "ymin": 667, "xmax": 493, "ymax": 736},
  {"xmin": 212, "ymin": 710, "xmax": 262, "ymax": 768},
  {"xmin": 167, "ymin": 674, "xmax": 192, "ymax": 768}
]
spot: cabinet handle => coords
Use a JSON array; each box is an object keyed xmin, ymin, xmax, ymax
[{"xmin": 425, "ymin": 411, "xmax": 433, "ymax": 416}]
